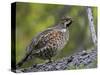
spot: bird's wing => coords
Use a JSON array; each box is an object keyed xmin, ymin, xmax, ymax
[
  {"xmin": 16, "ymin": 28, "xmax": 55, "ymax": 68},
  {"xmin": 26, "ymin": 28, "xmax": 54, "ymax": 53}
]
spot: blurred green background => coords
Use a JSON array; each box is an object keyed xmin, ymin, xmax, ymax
[{"xmin": 15, "ymin": 2, "xmax": 97, "ymax": 68}]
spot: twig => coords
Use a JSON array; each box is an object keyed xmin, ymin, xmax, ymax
[
  {"xmin": 86, "ymin": 7, "xmax": 97, "ymax": 46},
  {"xmin": 15, "ymin": 48, "xmax": 97, "ymax": 73}
]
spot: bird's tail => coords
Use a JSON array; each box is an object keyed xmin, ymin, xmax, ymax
[{"xmin": 16, "ymin": 53, "xmax": 30, "ymax": 69}]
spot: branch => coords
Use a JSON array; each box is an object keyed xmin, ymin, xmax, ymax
[
  {"xmin": 15, "ymin": 48, "xmax": 97, "ymax": 73},
  {"xmin": 86, "ymin": 7, "xmax": 97, "ymax": 46},
  {"xmin": 13, "ymin": 7, "xmax": 97, "ymax": 73}
]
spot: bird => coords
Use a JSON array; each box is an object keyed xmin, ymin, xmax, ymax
[{"xmin": 16, "ymin": 16, "xmax": 72, "ymax": 69}]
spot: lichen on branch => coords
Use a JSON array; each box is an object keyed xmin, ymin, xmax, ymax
[{"xmin": 15, "ymin": 48, "xmax": 97, "ymax": 73}]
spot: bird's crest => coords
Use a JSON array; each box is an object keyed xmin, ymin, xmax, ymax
[{"xmin": 61, "ymin": 16, "xmax": 72, "ymax": 27}]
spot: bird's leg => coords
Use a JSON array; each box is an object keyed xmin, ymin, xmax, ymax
[
  {"xmin": 32, "ymin": 64, "xmax": 37, "ymax": 67},
  {"xmin": 49, "ymin": 58, "xmax": 53, "ymax": 63},
  {"xmin": 45, "ymin": 58, "xmax": 53, "ymax": 64}
]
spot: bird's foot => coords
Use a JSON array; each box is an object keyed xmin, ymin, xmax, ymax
[
  {"xmin": 32, "ymin": 64, "xmax": 37, "ymax": 67},
  {"xmin": 45, "ymin": 59, "xmax": 54, "ymax": 64}
]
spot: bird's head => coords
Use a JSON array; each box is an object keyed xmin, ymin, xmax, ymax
[{"xmin": 61, "ymin": 16, "xmax": 72, "ymax": 28}]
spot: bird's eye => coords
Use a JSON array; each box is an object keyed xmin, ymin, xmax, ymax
[
  {"xmin": 65, "ymin": 19, "xmax": 68, "ymax": 21},
  {"xmin": 64, "ymin": 19, "xmax": 69, "ymax": 22}
]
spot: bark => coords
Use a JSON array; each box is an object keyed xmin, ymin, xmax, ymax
[
  {"xmin": 86, "ymin": 7, "xmax": 97, "ymax": 46},
  {"xmin": 14, "ymin": 48, "xmax": 97, "ymax": 73}
]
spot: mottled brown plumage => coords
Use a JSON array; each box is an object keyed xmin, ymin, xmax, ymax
[{"xmin": 16, "ymin": 16, "xmax": 72, "ymax": 68}]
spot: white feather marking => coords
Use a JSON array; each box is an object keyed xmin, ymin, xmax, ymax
[{"xmin": 61, "ymin": 29, "xmax": 66, "ymax": 32}]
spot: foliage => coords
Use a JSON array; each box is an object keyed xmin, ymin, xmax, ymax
[{"xmin": 15, "ymin": 2, "xmax": 97, "ymax": 68}]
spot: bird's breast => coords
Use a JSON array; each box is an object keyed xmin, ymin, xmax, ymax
[
  {"xmin": 46, "ymin": 30, "xmax": 69, "ymax": 51},
  {"xmin": 33, "ymin": 29, "xmax": 69, "ymax": 59}
]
